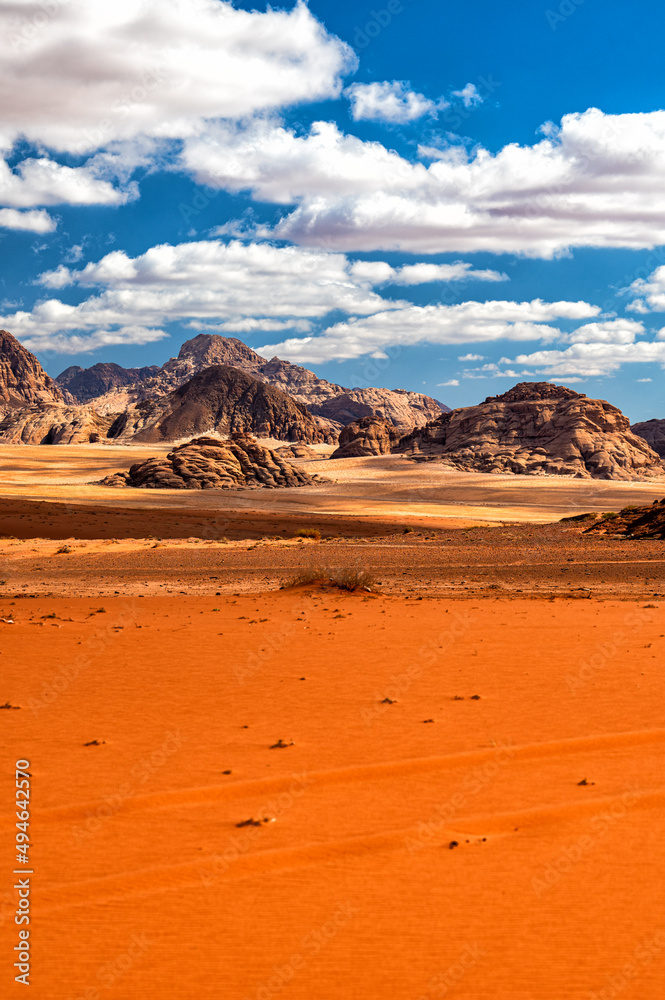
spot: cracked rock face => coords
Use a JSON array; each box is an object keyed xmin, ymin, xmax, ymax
[
  {"xmin": 0, "ymin": 330, "xmax": 66, "ymax": 409},
  {"xmin": 330, "ymin": 415, "xmax": 401, "ymax": 459},
  {"xmin": 97, "ymin": 434, "xmax": 329, "ymax": 490},
  {"xmin": 0, "ymin": 404, "xmax": 113, "ymax": 444},
  {"xmin": 396, "ymin": 382, "xmax": 665, "ymax": 481},
  {"xmin": 632, "ymin": 419, "xmax": 665, "ymax": 459}
]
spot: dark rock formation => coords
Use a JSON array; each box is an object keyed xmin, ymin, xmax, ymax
[
  {"xmin": 106, "ymin": 365, "xmax": 329, "ymax": 444},
  {"xmin": 632, "ymin": 419, "xmax": 665, "ymax": 459},
  {"xmin": 98, "ymin": 434, "xmax": 327, "ymax": 490},
  {"xmin": 331, "ymin": 415, "xmax": 401, "ymax": 459},
  {"xmin": 396, "ymin": 382, "xmax": 665, "ymax": 481},
  {"xmin": 56, "ymin": 362, "xmax": 160, "ymax": 403}
]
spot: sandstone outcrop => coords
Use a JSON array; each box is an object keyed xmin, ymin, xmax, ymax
[
  {"xmin": 312, "ymin": 386, "xmax": 442, "ymax": 433},
  {"xmin": 274, "ymin": 444, "xmax": 320, "ymax": 461},
  {"xmin": 331, "ymin": 415, "xmax": 401, "ymax": 459},
  {"xmin": 98, "ymin": 435, "xmax": 327, "ymax": 490},
  {"xmin": 0, "ymin": 330, "xmax": 67, "ymax": 409},
  {"xmin": 106, "ymin": 365, "xmax": 330, "ymax": 444},
  {"xmin": 632, "ymin": 419, "xmax": 665, "ymax": 459},
  {"xmin": 396, "ymin": 382, "xmax": 664, "ymax": 481},
  {"xmin": 0, "ymin": 404, "xmax": 113, "ymax": 444}
]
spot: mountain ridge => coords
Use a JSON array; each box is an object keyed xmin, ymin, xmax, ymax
[{"xmin": 55, "ymin": 333, "xmax": 447, "ymax": 433}]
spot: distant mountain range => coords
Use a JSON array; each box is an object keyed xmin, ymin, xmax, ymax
[
  {"xmin": 55, "ymin": 333, "xmax": 448, "ymax": 436},
  {"xmin": 0, "ymin": 329, "xmax": 446, "ymax": 446},
  {"xmin": 0, "ymin": 329, "xmax": 663, "ymax": 481}
]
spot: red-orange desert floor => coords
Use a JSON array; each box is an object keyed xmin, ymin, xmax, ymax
[{"xmin": 1, "ymin": 587, "xmax": 664, "ymax": 999}]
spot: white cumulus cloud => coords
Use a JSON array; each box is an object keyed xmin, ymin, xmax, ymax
[
  {"xmin": 0, "ymin": 207, "xmax": 55, "ymax": 232},
  {"xmin": 345, "ymin": 81, "xmax": 437, "ymax": 123},
  {"xmin": 0, "ymin": 0, "xmax": 354, "ymax": 153},
  {"xmin": 257, "ymin": 299, "xmax": 600, "ymax": 364},
  {"xmin": 348, "ymin": 260, "xmax": 507, "ymax": 285},
  {"xmin": 183, "ymin": 109, "xmax": 665, "ymax": 257},
  {"xmin": 451, "ymin": 83, "xmax": 483, "ymax": 108},
  {"xmin": 0, "ymin": 156, "xmax": 135, "ymax": 209},
  {"xmin": 5, "ymin": 239, "xmax": 407, "ymax": 352},
  {"xmin": 503, "ymin": 338, "xmax": 665, "ymax": 378},
  {"xmin": 627, "ymin": 264, "xmax": 665, "ymax": 312}
]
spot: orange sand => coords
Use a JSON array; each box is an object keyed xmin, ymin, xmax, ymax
[{"xmin": 2, "ymin": 590, "xmax": 664, "ymax": 998}]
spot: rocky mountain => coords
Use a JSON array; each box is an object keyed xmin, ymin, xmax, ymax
[
  {"xmin": 98, "ymin": 434, "xmax": 326, "ymax": 490},
  {"xmin": 56, "ymin": 333, "xmax": 446, "ymax": 432},
  {"xmin": 331, "ymin": 415, "xmax": 401, "ymax": 459},
  {"xmin": 396, "ymin": 382, "xmax": 665, "ymax": 480},
  {"xmin": 105, "ymin": 365, "xmax": 329, "ymax": 444},
  {"xmin": 0, "ymin": 404, "xmax": 113, "ymax": 444},
  {"xmin": 56, "ymin": 362, "xmax": 160, "ymax": 404},
  {"xmin": 0, "ymin": 329, "xmax": 68, "ymax": 409},
  {"xmin": 632, "ymin": 418, "xmax": 665, "ymax": 458}
]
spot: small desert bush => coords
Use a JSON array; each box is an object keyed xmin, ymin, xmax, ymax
[
  {"xmin": 560, "ymin": 512, "xmax": 599, "ymax": 523},
  {"xmin": 294, "ymin": 527, "xmax": 321, "ymax": 540},
  {"xmin": 289, "ymin": 566, "xmax": 376, "ymax": 591}
]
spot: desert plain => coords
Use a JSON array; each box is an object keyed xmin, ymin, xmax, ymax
[{"xmin": 1, "ymin": 444, "xmax": 665, "ymax": 999}]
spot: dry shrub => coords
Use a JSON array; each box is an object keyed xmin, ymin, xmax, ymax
[
  {"xmin": 294, "ymin": 527, "xmax": 321, "ymax": 540},
  {"xmin": 289, "ymin": 566, "xmax": 376, "ymax": 591},
  {"xmin": 560, "ymin": 512, "xmax": 599, "ymax": 523}
]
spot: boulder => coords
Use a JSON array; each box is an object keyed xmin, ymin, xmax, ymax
[
  {"xmin": 97, "ymin": 434, "xmax": 329, "ymax": 490},
  {"xmin": 330, "ymin": 415, "xmax": 401, "ymax": 459}
]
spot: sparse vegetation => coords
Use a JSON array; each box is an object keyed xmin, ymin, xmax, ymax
[
  {"xmin": 288, "ymin": 566, "xmax": 376, "ymax": 591},
  {"xmin": 294, "ymin": 527, "xmax": 321, "ymax": 540},
  {"xmin": 560, "ymin": 512, "xmax": 599, "ymax": 523}
]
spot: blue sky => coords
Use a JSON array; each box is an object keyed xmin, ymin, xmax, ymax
[{"xmin": 2, "ymin": 0, "xmax": 665, "ymax": 420}]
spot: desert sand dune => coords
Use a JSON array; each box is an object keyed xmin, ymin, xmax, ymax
[{"xmin": 2, "ymin": 592, "xmax": 665, "ymax": 998}]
